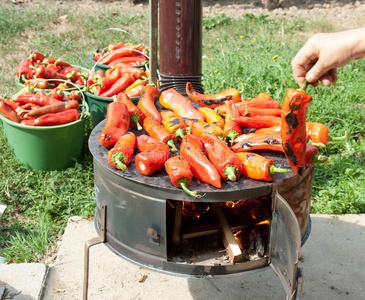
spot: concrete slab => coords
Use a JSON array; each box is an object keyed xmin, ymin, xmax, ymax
[
  {"xmin": 41, "ymin": 214, "xmax": 365, "ymax": 300},
  {"xmin": 0, "ymin": 263, "xmax": 47, "ymax": 300}
]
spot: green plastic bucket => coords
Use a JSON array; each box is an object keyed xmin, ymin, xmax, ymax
[
  {"xmin": 85, "ymin": 91, "xmax": 139, "ymax": 128},
  {"xmin": 0, "ymin": 105, "xmax": 88, "ymax": 171},
  {"xmin": 14, "ymin": 64, "xmax": 91, "ymax": 91}
]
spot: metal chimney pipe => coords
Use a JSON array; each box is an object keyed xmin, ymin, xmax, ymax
[{"xmin": 158, "ymin": 0, "xmax": 204, "ymax": 95}]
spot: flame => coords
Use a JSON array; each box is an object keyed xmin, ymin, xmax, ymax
[
  {"xmin": 182, "ymin": 202, "xmax": 210, "ymax": 219},
  {"xmin": 255, "ymin": 220, "xmax": 270, "ymax": 226}
]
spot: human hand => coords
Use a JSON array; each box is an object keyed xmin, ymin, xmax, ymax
[{"xmin": 291, "ymin": 28, "xmax": 365, "ymax": 87}]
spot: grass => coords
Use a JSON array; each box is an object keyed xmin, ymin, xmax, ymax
[{"xmin": 0, "ymin": 1, "xmax": 364, "ymax": 263}]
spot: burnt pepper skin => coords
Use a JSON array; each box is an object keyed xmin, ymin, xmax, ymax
[{"xmin": 281, "ymin": 88, "xmax": 312, "ymax": 175}]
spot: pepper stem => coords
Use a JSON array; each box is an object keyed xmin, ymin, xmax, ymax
[
  {"xmin": 174, "ymin": 128, "xmax": 186, "ymax": 139},
  {"xmin": 166, "ymin": 139, "xmax": 178, "ymax": 153},
  {"xmin": 224, "ymin": 165, "xmax": 238, "ymax": 182},
  {"xmin": 298, "ymin": 80, "xmax": 308, "ymax": 92},
  {"xmin": 308, "ymin": 139, "xmax": 326, "ymax": 149},
  {"xmin": 112, "ymin": 152, "xmax": 127, "ymax": 171},
  {"xmin": 130, "ymin": 113, "xmax": 142, "ymax": 131},
  {"xmin": 329, "ymin": 130, "xmax": 349, "ymax": 141},
  {"xmin": 311, "ymin": 154, "xmax": 329, "ymax": 165},
  {"xmin": 226, "ymin": 130, "xmax": 239, "ymax": 144},
  {"xmin": 177, "ymin": 178, "xmax": 199, "ymax": 198},
  {"xmin": 269, "ymin": 164, "xmax": 292, "ymax": 176}
]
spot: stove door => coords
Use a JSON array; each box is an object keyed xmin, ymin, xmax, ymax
[{"xmin": 269, "ymin": 191, "xmax": 301, "ymax": 300}]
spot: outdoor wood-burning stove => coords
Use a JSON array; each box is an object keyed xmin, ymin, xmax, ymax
[{"xmin": 84, "ymin": 1, "xmax": 313, "ymax": 299}]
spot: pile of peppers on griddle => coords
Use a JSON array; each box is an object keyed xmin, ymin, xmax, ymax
[{"xmin": 96, "ymin": 83, "xmax": 347, "ymax": 198}]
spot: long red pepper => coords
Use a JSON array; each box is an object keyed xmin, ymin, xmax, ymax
[
  {"xmin": 238, "ymin": 107, "xmax": 282, "ymax": 118},
  {"xmin": 12, "ymin": 91, "xmax": 62, "ymax": 106},
  {"xmin": 98, "ymin": 46, "xmax": 139, "ymax": 65},
  {"xmin": 115, "ymin": 92, "xmax": 145, "ymax": 130},
  {"xmin": 108, "ymin": 56, "xmax": 147, "ymax": 67},
  {"xmin": 230, "ymin": 132, "xmax": 284, "ymax": 153},
  {"xmin": 180, "ymin": 134, "xmax": 222, "ymax": 188},
  {"xmin": 107, "ymin": 132, "xmax": 136, "ymax": 171},
  {"xmin": 184, "ymin": 119, "xmax": 225, "ymax": 140},
  {"xmin": 26, "ymin": 100, "xmax": 79, "ymax": 118},
  {"xmin": 216, "ymin": 99, "xmax": 281, "ymax": 115},
  {"xmin": 0, "ymin": 99, "xmax": 21, "ymax": 123},
  {"xmin": 281, "ymin": 88, "xmax": 312, "ymax": 175},
  {"xmin": 306, "ymin": 121, "xmax": 348, "ymax": 147},
  {"xmin": 161, "ymin": 110, "xmax": 188, "ymax": 139},
  {"xmin": 135, "ymin": 135, "xmax": 170, "ymax": 176},
  {"xmin": 165, "ymin": 156, "xmax": 203, "ymax": 198},
  {"xmin": 198, "ymin": 107, "xmax": 225, "ymax": 128},
  {"xmin": 223, "ymin": 100, "xmax": 242, "ymax": 143},
  {"xmin": 201, "ymin": 133, "xmax": 242, "ymax": 182},
  {"xmin": 90, "ymin": 67, "xmax": 121, "ymax": 96},
  {"xmin": 33, "ymin": 109, "xmax": 79, "ymax": 126},
  {"xmin": 232, "ymin": 115, "xmax": 282, "ymax": 129},
  {"xmin": 159, "ymin": 88, "xmax": 204, "ymax": 121},
  {"xmin": 186, "ymin": 82, "xmax": 242, "ymax": 108},
  {"xmin": 30, "ymin": 64, "xmax": 68, "ymax": 81},
  {"xmin": 143, "ymin": 117, "xmax": 178, "ymax": 153},
  {"xmin": 236, "ymin": 152, "xmax": 291, "ymax": 182},
  {"xmin": 137, "ymin": 85, "xmax": 161, "ymax": 123},
  {"xmin": 99, "ymin": 72, "xmax": 135, "ymax": 98},
  {"xmin": 98, "ymin": 102, "xmax": 130, "ymax": 147}
]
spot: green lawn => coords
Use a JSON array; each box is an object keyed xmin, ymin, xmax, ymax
[{"xmin": 0, "ymin": 2, "xmax": 364, "ymax": 263}]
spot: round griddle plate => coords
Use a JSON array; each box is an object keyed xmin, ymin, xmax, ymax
[{"xmin": 88, "ymin": 119, "xmax": 299, "ymax": 196}]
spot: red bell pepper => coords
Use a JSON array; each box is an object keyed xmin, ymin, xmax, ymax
[
  {"xmin": 201, "ymin": 133, "xmax": 242, "ymax": 182},
  {"xmin": 137, "ymin": 85, "xmax": 161, "ymax": 123},
  {"xmin": 236, "ymin": 152, "xmax": 291, "ymax": 182},
  {"xmin": 164, "ymin": 156, "xmax": 202, "ymax": 198},
  {"xmin": 98, "ymin": 102, "xmax": 130, "ymax": 147},
  {"xmin": 180, "ymin": 134, "xmax": 222, "ymax": 188},
  {"xmin": 281, "ymin": 88, "xmax": 312, "ymax": 175},
  {"xmin": 107, "ymin": 132, "xmax": 136, "ymax": 171}
]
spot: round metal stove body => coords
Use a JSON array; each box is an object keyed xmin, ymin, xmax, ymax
[{"xmin": 89, "ymin": 121, "xmax": 313, "ymax": 277}]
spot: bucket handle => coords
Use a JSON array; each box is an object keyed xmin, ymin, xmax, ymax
[
  {"xmin": 88, "ymin": 48, "xmax": 150, "ymax": 84},
  {"xmin": 17, "ymin": 43, "xmax": 89, "ymax": 84},
  {"xmin": 95, "ymin": 27, "xmax": 143, "ymax": 52}
]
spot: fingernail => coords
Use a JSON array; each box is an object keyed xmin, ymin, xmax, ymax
[{"xmin": 306, "ymin": 73, "xmax": 316, "ymax": 83}]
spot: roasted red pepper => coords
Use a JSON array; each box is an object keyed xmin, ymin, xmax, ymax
[
  {"xmin": 305, "ymin": 143, "xmax": 328, "ymax": 167},
  {"xmin": 98, "ymin": 72, "xmax": 135, "ymax": 98},
  {"xmin": 107, "ymin": 132, "xmax": 136, "ymax": 171},
  {"xmin": 232, "ymin": 115, "xmax": 282, "ymax": 129},
  {"xmin": 180, "ymin": 134, "xmax": 222, "ymax": 188},
  {"xmin": 165, "ymin": 156, "xmax": 202, "ymax": 198},
  {"xmin": 98, "ymin": 102, "xmax": 130, "ymax": 147},
  {"xmin": 223, "ymin": 100, "xmax": 242, "ymax": 143},
  {"xmin": 0, "ymin": 99, "xmax": 21, "ymax": 123},
  {"xmin": 186, "ymin": 82, "xmax": 242, "ymax": 108},
  {"xmin": 230, "ymin": 133, "xmax": 284, "ymax": 153},
  {"xmin": 238, "ymin": 107, "xmax": 282, "ymax": 118},
  {"xmin": 216, "ymin": 99, "xmax": 281, "ymax": 115},
  {"xmin": 201, "ymin": 133, "xmax": 242, "ymax": 182},
  {"xmin": 33, "ymin": 109, "xmax": 79, "ymax": 126},
  {"xmin": 306, "ymin": 121, "xmax": 348, "ymax": 147},
  {"xmin": 184, "ymin": 119, "xmax": 225, "ymax": 140},
  {"xmin": 161, "ymin": 110, "xmax": 188, "ymax": 139},
  {"xmin": 281, "ymin": 88, "xmax": 312, "ymax": 175},
  {"xmin": 135, "ymin": 135, "xmax": 170, "ymax": 176},
  {"xmin": 254, "ymin": 125, "xmax": 281, "ymax": 134},
  {"xmin": 26, "ymin": 100, "xmax": 79, "ymax": 118},
  {"xmin": 236, "ymin": 152, "xmax": 291, "ymax": 182},
  {"xmin": 159, "ymin": 88, "xmax": 204, "ymax": 121},
  {"xmin": 137, "ymin": 85, "xmax": 161, "ymax": 123},
  {"xmin": 198, "ymin": 107, "xmax": 225, "ymax": 128},
  {"xmin": 143, "ymin": 117, "xmax": 178, "ymax": 153}
]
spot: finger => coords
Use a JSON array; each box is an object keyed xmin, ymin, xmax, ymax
[{"xmin": 305, "ymin": 59, "xmax": 334, "ymax": 83}]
